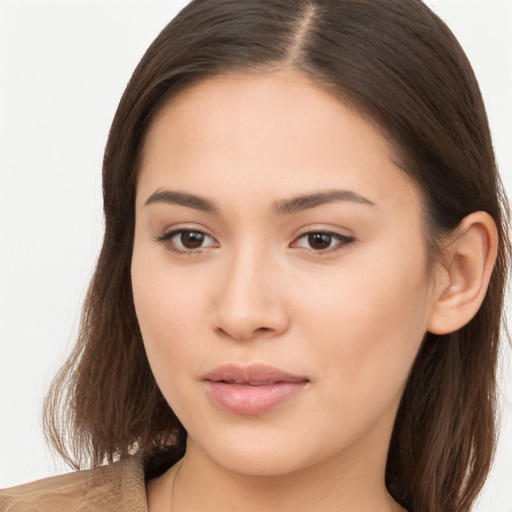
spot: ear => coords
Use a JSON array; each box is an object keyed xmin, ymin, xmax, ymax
[{"xmin": 427, "ymin": 211, "xmax": 498, "ymax": 335}]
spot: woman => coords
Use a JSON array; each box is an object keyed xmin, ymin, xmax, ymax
[{"xmin": 1, "ymin": 1, "xmax": 509, "ymax": 511}]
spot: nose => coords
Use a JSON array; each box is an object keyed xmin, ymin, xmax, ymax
[{"xmin": 213, "ymin": 245, "xmax": 290, "ymax": 341}]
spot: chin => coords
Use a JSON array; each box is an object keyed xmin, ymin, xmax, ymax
[
  {"xmin": 204, "ymin": 443, "xmax": 313, "ymax": 477},
  {"xmin": 185, "ymin": 422, "xmax": 343, "ymax": 478}
]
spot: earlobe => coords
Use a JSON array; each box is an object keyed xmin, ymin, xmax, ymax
[{"xmin": 427, "ymin": 212, "xmax": 498, "ymax": 335}]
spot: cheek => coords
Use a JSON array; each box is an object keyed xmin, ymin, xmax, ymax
[
  {"xmin": 132, "ymin": 224, "xmax": 211, "ymax": 332},
  {"xmin": 293, "ymin": 248, "xmax": 431, "ymax": 408},
  {"xmin": 133, "ymin": 274, "xmax": 203, "ymax": 349},
  {"xmin": 132, "ymin": 258, "xmax": 213, "ymax": 423},
  {"xmin": 131, "ymin": 240, "xmax": 208, "ymax": 379}
]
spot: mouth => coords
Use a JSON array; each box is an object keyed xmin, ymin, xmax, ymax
[{"xmin": 202, "ymin": 364, "xmax": 309, "ymax": 415}]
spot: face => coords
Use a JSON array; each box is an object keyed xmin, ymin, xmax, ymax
[{"xmin": 132, "ymin": 71, "xmax": 437, "ymax": 477}]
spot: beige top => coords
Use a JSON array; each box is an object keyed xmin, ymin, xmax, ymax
[{"xmin": 0, "ymin": 456, "xmax": 148, "ymax": 512}]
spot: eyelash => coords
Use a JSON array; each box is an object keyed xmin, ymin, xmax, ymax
[
  {"xmin": 155, "ymin": 229, "xmax": 218, "ymax": 256},
  {"xmin": 155, "ymin": 229, "xmax": 355, "ymax": 256},
  {"xmin": 291, "ymin": 231, "xmax": 355, "ymax": 253}
]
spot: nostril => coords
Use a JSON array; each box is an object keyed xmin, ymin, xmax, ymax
[{"xmin": 215, "ymin": 325, "xmax": 274, "ymax": 342}]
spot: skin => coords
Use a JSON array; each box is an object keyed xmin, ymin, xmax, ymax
[{"xmin": 131, "ymin": 70, "xmax": 453, "ymax": 511}]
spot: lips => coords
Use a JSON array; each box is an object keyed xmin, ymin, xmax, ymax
[{"xmin": 202, "ymin": 364, "xmax": 309, "ymax": 415}]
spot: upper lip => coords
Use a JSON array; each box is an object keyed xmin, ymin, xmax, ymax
[{"xmin": 203, "ymin": 364, "xmax": 308, "ymax": 384}]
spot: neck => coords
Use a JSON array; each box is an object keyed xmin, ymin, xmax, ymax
[{"xmin": 153, "ymin": 438, "xmax": 404, "ymax": 512}]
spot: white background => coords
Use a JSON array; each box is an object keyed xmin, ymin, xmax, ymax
[{"xmin": 0, "ymin": 1, "xmax": 511, "ymax": 510}]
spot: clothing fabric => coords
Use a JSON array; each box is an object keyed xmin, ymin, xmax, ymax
[{"xmin": 0, "ymin": 456, "xmax": 148, "ymax": 512}]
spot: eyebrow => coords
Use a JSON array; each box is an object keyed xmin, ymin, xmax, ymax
[
  {"xmin": 145, "ymin": 190, "xmax": 218, "ymax": 213},
  {"xmin": 144, "ymin": 188, "xmax": 375, "ymax": 214},
  {"xmin": 273, "ymin": 190, "xmax": 375, "ymax": 215}
]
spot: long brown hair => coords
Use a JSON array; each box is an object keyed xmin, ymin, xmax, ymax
[{"xmin": 44, "ymin": 1, "xmax": 510, "ymax": 510}]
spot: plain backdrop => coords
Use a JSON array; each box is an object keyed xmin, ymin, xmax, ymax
[{"xmin": 0, "ymin": 1, "xmax": 511, "ymax": 510}]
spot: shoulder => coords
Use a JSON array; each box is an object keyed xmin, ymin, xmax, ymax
[{"xmin": 0, "ymin": 456, "xmax": 148, "ymax": 512}]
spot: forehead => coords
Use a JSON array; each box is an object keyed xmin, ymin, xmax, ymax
[{"xmin": 137, "ymin": 70, "xmax": 418, "ymax": 211}]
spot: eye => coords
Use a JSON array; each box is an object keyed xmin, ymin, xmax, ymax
[
  {"xmin": 157, "ymin": 229, "xmax": 219, "ymax": 254},
  {"xmin": 291, "ymin": 231, "xmax": 354, "ymax": 252}
]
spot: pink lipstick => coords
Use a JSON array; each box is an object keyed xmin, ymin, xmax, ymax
[{"xmin": 203, "ymin": 364, "xmax": 308, "ymax": 415}]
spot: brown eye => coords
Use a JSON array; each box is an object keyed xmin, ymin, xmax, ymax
[
  {"xmin": 308, "ymin": 232, "xmax": 333, "ymax": 250},
  {"xmin": 180, "ymin": 230, "xmax": 205, "ymax": 249},
  {"xmin": 157, "ymin": 229, "xmax": 218, "ymax": 254},
  {"xmin": 291, "ymin": 231, "xmax": 354, "ymax": 253}
]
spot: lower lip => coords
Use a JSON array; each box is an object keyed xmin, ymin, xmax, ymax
[{"xmin": 204, "ymin": 381, "xmax": 308, "ymax": 415}]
